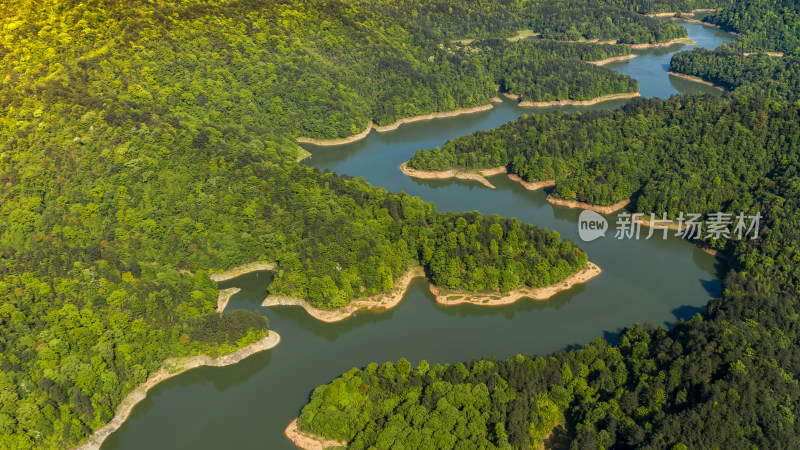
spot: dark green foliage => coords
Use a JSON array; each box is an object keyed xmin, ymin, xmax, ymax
[
  {"xmin": 527, "ymin": 40, "xmax": 632, "ymax": 61},
  {"xmin": 471, "ymin": 39, "xmax": 638, "ymax": 102},
  {"xmin": 0, "ymin": 1, "xmax": 635, "ymax": 447},
  {"xmin": 189, "ymin": 310, "xmax": 269, "ymax": 347},
  {"xmin": 407, "ymin": 94, "xmax": 794, "ymax": 223},
  {"xmin": 421, "ymin": 212, "xmax": 587, "ymax": 291},
  {"xmin": 523, "ymin": 0, "xmax": 688, "ymax": 43},
  {"xmin": 306, "ymin": 13, "xmax": 800, "ymax": 445},
  {"xmin": 704, "ymin": 0, "xmax": 800, "ymax": 53},
  {"xmin": 671, "ymin": 48, "xmax": 800, "ymax": 101}
]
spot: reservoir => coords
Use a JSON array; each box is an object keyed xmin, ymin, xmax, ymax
[{"xmin": 102, "ymin": 21, "xmax": 734, "ymax": 450}]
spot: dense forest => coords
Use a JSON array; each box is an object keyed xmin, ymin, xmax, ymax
[
  {"xmin": 298, "ymin": 0, "xmax": 800, "ymax": 448},
  {"xmin": 406, "ymin": 94, "xmax": 792, "ymax": 230},
  {"xmin": 670, "ymin": 47, "xmax": 800, "ymax": 101},
  {"xmin": 422, "ymin": 213, "xmax": 587, "ymax": 292},
  {"xmin": 523, "ymin": 0, "xmax": 687, "ymax": 43},
  {"xmin": 472, "ymin": 39, "xmax": 638, "ymax": 102},
  {"xmin": 0, "ymin": 0, "xmax": 695, "ymax": 447},
  {"xmin": 704, "ymin": 0, "xmax": 800, "ymax": 53},
  {"xmin": 526, "ymin": 40, "xmax": 632, "ymax": 61}
]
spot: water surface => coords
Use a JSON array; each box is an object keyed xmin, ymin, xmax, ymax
[{"xmin": 103, "ymin": 22, "xmax": 734, "ymax": 450}]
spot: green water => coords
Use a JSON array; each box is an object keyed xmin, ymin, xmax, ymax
[{"xmin": 102, "ymin": 22, "xmax": 734, "ymax": 450}]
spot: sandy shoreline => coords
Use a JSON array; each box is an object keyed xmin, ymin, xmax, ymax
[
  {"xmin": 262, "ymin": 264, "xmax": 426, "ymax": 322},
  {"xmin": 285, "ymin": 419, "xmax": 346, "ymax": 450},
  {"xmin": 217, "ymin": 287, "xmax": 241, "ymax": 313},
  {"xmin": 296, "ymin": 147, "xmax": 312, "ymax": 162},
  {"xmin": 634, "ymin": 214, "xmax": 686, "ymax": 232},
  {"xmin": 507, "ymin": 174, "xmax": 556, "ymax": 191},
  {"xmin": 399, "ymin": 163, "xmax": 505, "ymax": 188},
  {"xmin": 628, "ymin": 37, "xmax": 695, "ymax": 49},
  {"xmin": 265, "ymin": 254, "xmax": 604, "ymax": 322},
  {"xmin": 647, "ymin": 8, "xmax": 715, "ymax": 18},
  {"xmin": 743, "ymin": 51, "xmax": 784, "ymax": 57},
  {"xmin": 295, "ymin": 103, "xmax": 495, "ymax": 147},
  {"xmin": 698, "ymin": 245, "xmax": 730, "ymax": 263},
  {"xmin": 296, "ymin": 123, "xmax": 374, "ymax": 146},
  {"xmin": 588, "ymin": 54, "xmax": 637, "ymax": 65},
  {"xmin": 74, "ymin": 332, "xmax": 281, "ymax": 450},
  {"xmin": 667, "ymin": 71, "xmax": 725, "ymax": 91},
  {"xmin": 373, "ymin": 103, "xmax": 494, "ymax": 132},
  {"xmin": 671, "ymin": 17, "xmax": 720, "ymax": 28},
  {"xmin": 210, "ymin": 261, "xmax": 277, "ymax": 282},
  {"xmin": 546, "ymin": 195, "xmax": 631, "ymax": 214},
  {"xmin": 399, "ymin": 164, "xmax": 559, "ymax": 192},
  {"xmin": 432, "ymin": 262, "xmax": 601, "ymax": 306},
  {"xmin": 517, "ymin": 92, "xmax": 641, "ymax": 107}
]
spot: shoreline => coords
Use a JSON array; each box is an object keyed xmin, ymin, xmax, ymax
[
  {"xmin": 671, "ymin": 17, "xmax": 721, "ymax": 28},
  {"xmin": 588, "ymin": 54, "xmax": 637, "ymax": 65},
  {"xmin": 432, "ymin": 261, "xmax": 601, "ymax": 306},
  {"xmin": 399, "ymin": 164, "xmax": 558, "ymax": 192},
  {"xmin": 296, "ymin": 122, "xmax": 374, "ymax": 146},
  {"xmin": 743, "ymin": 51, "xmax": 784, "ymax": 57},
  {"xmin": 295, "ymin": 147, "xmax": 312, "ymax": 163},
  {"xmin": 634, "ymin": 215, "xmax": 731, "ymax": 264},
  {"xmin": 507, "ymin": 174, "xmax": 556, "ymax": 191},
  {"xmin": 217, "ymin": 287, "xmax": 241, "ymax": 313},
  {"xmin": 667, "ymin": 71, "xmax": 725, "ymax": 91},
  {"xmin": 210, "ymin": 261, "xmax": 277, "ymax": 282},
  {"xmin": 537, "ymin": 37, "xmax": 618, "ymax": 45},
  {"xmin": 295, "ymin": 103, "xmax": 495, "ymax": 147},
  {"xmin": 698, "ymin": 244, "xmax": 731, "ymax": 263},
  {"xmin": 628, "ymin": 37, "xmax": 694, "ymax": 49},
  {"xmin": 74, "ymin": 332, "xmax": 281, "ymax": 450},
  {"xmin": 647, "ymin": 8, "xmax": 716, "ymax": 18},
  {"xmin": 399, "ymin": 163, "xmax": 505, "ymax": 189},
  {"xmin": 285, "ymin": 418, "xmax": 346, "ymax": 450},
  {"xmin": 517, "ymin": 92, "xmax": 640, "ymax": 107},
  {"xmin": 546, "ymin": 195, "xmax": 631, "ymax": 214},
  {"xmin": 262, "ymin": 264, "xmax": 426, "ymax": 322},
  {"xmin": 372, "ymin": 103, "xmax": 494, "ymax": 132},
  {"xmin": 265, "ymin": 257, "xmax": 605, "ymax": 322},
  {"xmin": 634, "ymin": 214, "xmax": 686, "ymax": 232}
]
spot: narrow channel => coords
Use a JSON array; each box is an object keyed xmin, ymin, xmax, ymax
[{"xmin": 102, "ymin": 21, "xmax": 734, "ymax": 450}]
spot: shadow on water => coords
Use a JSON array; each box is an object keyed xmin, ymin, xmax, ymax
[
  {"xmin": 188, "ymin": 350, "xmax": 275, "ymax": 392},
  {"xmin": 672, "ymin": 304, "xmax": 706, "ymax": 322},
  {"xmin": 699, "ymin": 278, "xmax": 722, "ymax": 297},
  {"xmin": 266, "ymin": 302, "xmax": 400, "ymax": 341},
  {"xmin": 602, "ymin": 329, "xmax": 624, "ymax": 346},
  {"xmin": 407, "ymin": 176, "xmax": 496, "ymax": 192}
]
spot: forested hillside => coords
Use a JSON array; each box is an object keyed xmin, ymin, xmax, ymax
[
  {"xmin": 670, "ymin": 48, "xmax": 800, "ymax": 101},
  {"xmin": 473, "ymin": 39, "xmax": 638, "ymax": 102},
  {"xmin": 523, "ymin": 0, "xmax": 686, "ymax": 43},
  {"xmin": 704, "ymin": 0, "xmax": 800, "ymax": 53},
  {"xmin": 406, "ymin": 95, "xmax": 792, "ymax": 224},
  {"xmin": 298, "ymin": 1, "xmax": 800, "ymax": 447},
  {"xmin": 0, "ymin": 0, "xmax": 698, "ymax": 447}
]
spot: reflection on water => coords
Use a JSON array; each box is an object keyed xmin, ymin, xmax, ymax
[{"xmin": 103, "ymin": 22, "xmax": 735, "ymax": 450}]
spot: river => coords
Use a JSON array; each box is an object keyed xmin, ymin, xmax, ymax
[{"xmin": 101, "ymin": 21, "xmax": 734, "ymax": 449}]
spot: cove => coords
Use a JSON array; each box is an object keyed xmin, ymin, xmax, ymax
[{"xmin": 101, "ymin": 22, "xmax": 734, "ymax": 450}]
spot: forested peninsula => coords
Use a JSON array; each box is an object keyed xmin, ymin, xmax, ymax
[
  {"xmin": 296, "ymin": 0, "xmax": 800, "ymax": 448},
  {"xmin": 0, "ymin": 0, "xmax": 712, "ymax": 447}
]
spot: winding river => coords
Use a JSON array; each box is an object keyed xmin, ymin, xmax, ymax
[{"xmin": 101, "ymin": 21, "xmax": 734, "ymax": 449}]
